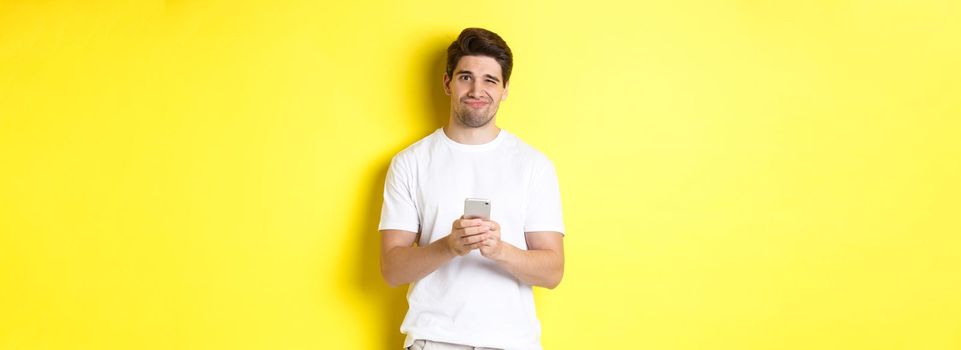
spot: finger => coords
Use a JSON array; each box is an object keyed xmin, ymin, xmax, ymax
[
  {"xmin": 476, "ymin": 220, "xmax": 496, "ymax": 230},
  {"xmin": 472, "ymin": 238, "xmax": 496, "ymax": 249},
  {"xmin": 462, "ymin": 232, "xmax": 493, "ymax": 244},
  {"xmin": 481, "ymin": 238, "xmax": 494, "ymax": 248},
  {"xmin": 463, "ymin": 226, "xmax": 491, "ymax": 236},
  {"xmin": 453, "ymin": 219, "xmax": 482, "ymax": 229},
  {"xmin": 465, "ymin": 240, "xmax": 487, "ymax": 249}
]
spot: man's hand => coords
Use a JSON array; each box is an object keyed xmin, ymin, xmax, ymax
[
  {"xmin": 478, "ymin": 220, "xmax": 505, "ymax": 260},
  {"xmin": 446, "ymin": 217, "xmax": 493, "ymax": 256}
]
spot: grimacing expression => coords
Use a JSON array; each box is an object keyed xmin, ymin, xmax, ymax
[{"xmin": 444, "ymin": 55, "xmax": 509, "ymax": 128}]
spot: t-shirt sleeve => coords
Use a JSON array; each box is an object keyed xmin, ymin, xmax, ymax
[
  {"xmin": 524, "ymin": 158, "xmax": 565, "ymax": 234},
  {"xmin": 378, "ymin": 155, "xmax": 420, "ymax": 233}
]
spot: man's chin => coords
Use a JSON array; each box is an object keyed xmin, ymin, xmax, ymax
[
  {"xmin": 461, "ymin": 116, "xmax": 493, "ymax": 128},
  {"xmin": 456, "ymin": 111, "xmax": 493, "ymax": 128}
]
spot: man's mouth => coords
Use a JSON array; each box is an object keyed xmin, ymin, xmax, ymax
[{"xmin": 465, "ymin": 100, "xmax": 489, "ymax": 108}]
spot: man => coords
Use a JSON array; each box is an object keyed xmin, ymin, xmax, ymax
[{"xmin": 379, "ymin": 27, "xmax": 565, "ymax": 350}]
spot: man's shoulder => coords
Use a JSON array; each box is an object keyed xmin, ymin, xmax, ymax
[
  {"xmin": 390, "ymin": 128, "xmax": 442, "ymax": 164},
  {"xmin": 504, "ymin": 131, "xmax": 553, "ymax": 166}
]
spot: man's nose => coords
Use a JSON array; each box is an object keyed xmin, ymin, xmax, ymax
[{"xmin": 468, "ymin": 81, "xmax": 483, "ymax": 97}]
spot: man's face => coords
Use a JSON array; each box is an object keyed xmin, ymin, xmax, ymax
[{"xmin": 444, "ymin": 55, "xmax": 509, "ymax": 128}]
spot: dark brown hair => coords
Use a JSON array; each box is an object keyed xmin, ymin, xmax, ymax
[{"xmin": 446, "ymin": 28, "xmax": 513, "ymax": 85}]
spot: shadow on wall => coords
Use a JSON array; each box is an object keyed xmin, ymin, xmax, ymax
[{"xmin": 353, "ymin": 34, "xmax": 451, "ymax": 349}]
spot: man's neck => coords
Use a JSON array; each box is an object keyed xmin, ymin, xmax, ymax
[{"xmin": 443, "ymin": 122, "xmax": 501, "ymax": 145}]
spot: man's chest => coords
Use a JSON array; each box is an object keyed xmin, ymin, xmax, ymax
[{"xmin": 412, "ymin": 153, "xmax": 535, "ymax": 244}]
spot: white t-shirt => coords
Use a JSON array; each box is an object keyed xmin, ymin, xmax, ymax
[{"xmin": 379, "ymin": 128, "xmax": 565, "ymax": 350}]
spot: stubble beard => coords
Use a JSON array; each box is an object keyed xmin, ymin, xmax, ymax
[{"xmin": 454, "ymin": 103, "xmax": 498, "ymax": 128}]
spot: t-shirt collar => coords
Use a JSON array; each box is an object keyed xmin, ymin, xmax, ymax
[{"xmin": 437, "ymin": 127, "xmax": 506, "ymax": 152}]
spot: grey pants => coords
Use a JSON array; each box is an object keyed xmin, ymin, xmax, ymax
[{"xmin": 407, "ymin": 339, "xmax": 503, "ymax": 350}]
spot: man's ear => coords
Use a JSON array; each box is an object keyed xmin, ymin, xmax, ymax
[
  {"xmin": 443, "ymin": 73, "xmax": 451, "ymax": 96},
  {"xmin": 501, "ymin": 81, "xmax": 509, "ymax": 101}
]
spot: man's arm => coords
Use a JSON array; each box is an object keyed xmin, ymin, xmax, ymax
[
  {"xmin": 380, "ymin": 230, "xmax": 454, "ymax": 287},
  {"xmin": 486, "ymin": 231, "xmax": 564, "ymax": 289},
  {"xmin": 380, "ymin": 219, "xmax": 493, "ymax": 287}
]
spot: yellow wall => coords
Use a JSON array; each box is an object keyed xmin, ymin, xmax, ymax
[{"xmin": 2, "ymin": 1, "xmax": 959, "ymax": 349}]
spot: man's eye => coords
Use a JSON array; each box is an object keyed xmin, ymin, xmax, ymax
[
  {"xmin": 460, "ymin": 76, "xmax": 470, "ymax": 81},
  {"xmin": 486, "ymin": 80, "xmax": 496, "ymax": 84}
]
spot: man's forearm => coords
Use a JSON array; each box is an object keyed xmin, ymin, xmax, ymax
[
  {"xmin": 382, "ymin": 236, "xmax": 456, "ymax": 287},
  {"xmin": 492, "ymin": 243, "xmax": 564, "ymax": 289}
]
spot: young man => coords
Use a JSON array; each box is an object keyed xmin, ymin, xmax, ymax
[{"xmin": 379, "ymin": 28, "xmax": 565, "ymax": 350}]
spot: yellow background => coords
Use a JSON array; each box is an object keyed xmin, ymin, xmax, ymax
[{"xmin": 2, "ymin": 1, "xmax": 960, "ymax": 349}]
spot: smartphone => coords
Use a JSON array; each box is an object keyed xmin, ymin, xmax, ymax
[{"xmin": 464, "ymin": 198, "xmax": 491, "ymax": 220}]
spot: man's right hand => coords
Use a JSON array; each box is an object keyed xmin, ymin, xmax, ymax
[{"xmin": 446, "ymin": 217, "xmax": 493, "ymax": 256}]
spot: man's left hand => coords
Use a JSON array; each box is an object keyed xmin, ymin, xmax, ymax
[{"xmin": 479, "ymin": 220, "xmax": 507, "ymax": 260}]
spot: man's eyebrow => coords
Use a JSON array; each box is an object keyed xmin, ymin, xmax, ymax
[{"xmin": 454, "ymin": 70, "xmax": 501, "ymax": 82}]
